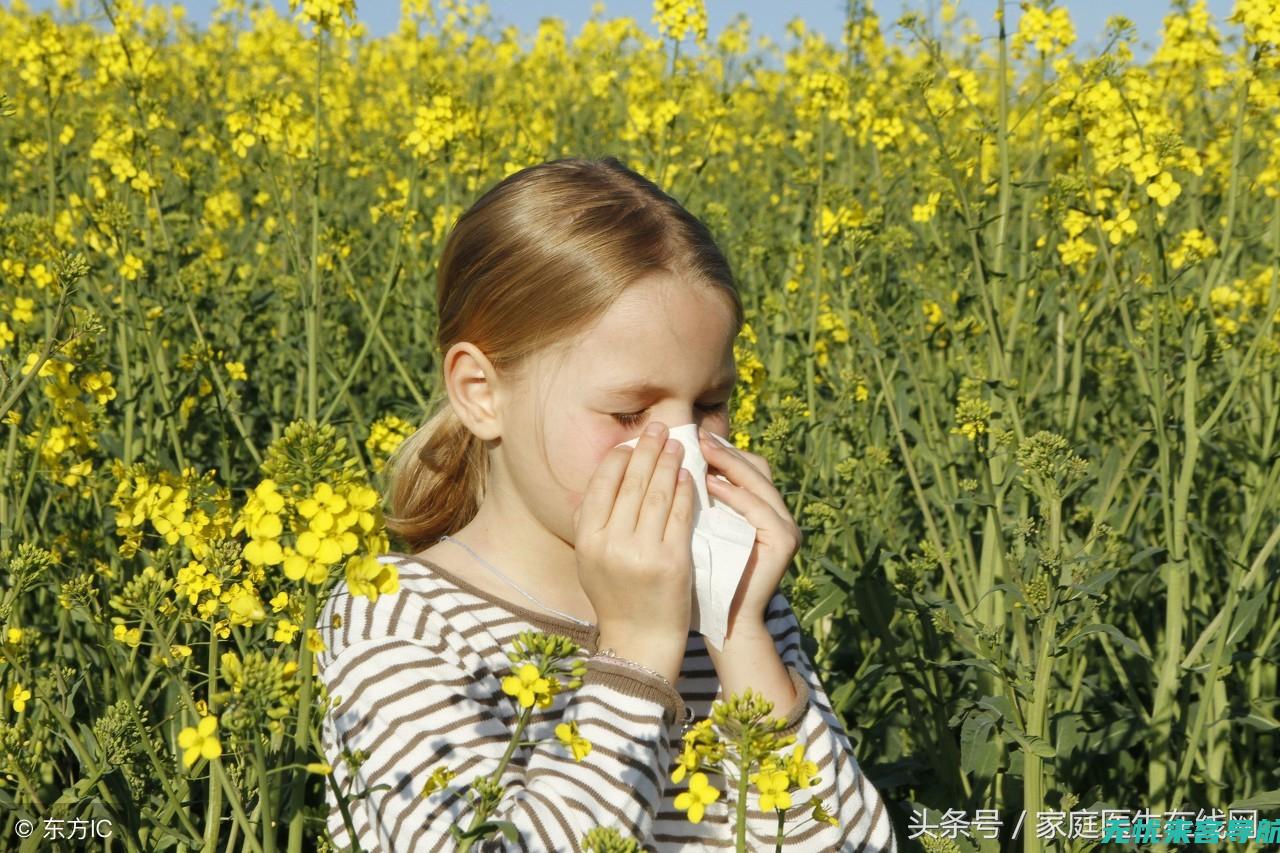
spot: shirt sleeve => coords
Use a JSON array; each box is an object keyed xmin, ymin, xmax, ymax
[
  {"xmin": 739, "ymin": 591, "xmax": 898, "ymax": 852},
  {"xmin": 319, "ymin": 633, "xmax": 685, "ymax": 852}
]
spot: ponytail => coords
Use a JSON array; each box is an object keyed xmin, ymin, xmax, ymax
[{"xmin": 382, "ymin": 400, "xmax": 488, "ymax": 554}]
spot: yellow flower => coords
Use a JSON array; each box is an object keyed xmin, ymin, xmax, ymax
[
  {"xmin": 911, "ymin": 191, "xmax": 941, "ymax": 223},
  {"xmin": 670, "ymin": 742, "xmax": 699, "ymax": 784},
  {"xmin": 5, "ymin": 627, "xmax": 22, "ymax": 645},
  {"xmin": 29, "ymin": 263, "xmax": 54, "ymax": 288},
  {"xmin": 305, "ymin": 762, "xmax": 332, "ymax": 774},
  {"xmin": 501, "ymin": 662, "xmax": 554, "ymax": 709},
  {"xmin": 555, "ymin": 720, "xmax": 593, "ymax": 762},
  {"xmin": 1012, "ymin": 5, "xmax": 1076, "ymax": 57},
  {"xmin": 652, "ymin": 0, "xmax": 707, "ymax": 43},
  {"xmin": 8, "ymin": 683, "xmax": 32, "ymax": 713},
  {"xmin": 1169, "ymin": 227, "xmax": 1217, "ymax": 269},
  {"xmin": 421, "ymin": 764, "xmax": 456, "ymax": 797},
  {"xmin": 274, "ymin": 619, "xmax": 300, "ymax": 644},
  {"xmin": 177, "ymin": 715, "xmax": 222, "ymax": 768},
  {"xmin": 751, "ymin": 765, "xmax": 792, "ymax": 811},
  {"xmin": 345, "ymin": 552, "xmax": 399, "ymax": 602},
  {"xmin": 1146, "ymin": 171, "xmax": 1181, "ymax": 207},
  {"xmin": 1101, "ymin": 206, "xmax": 1138, "ymax": 245},
  {"xmin": 405, "ymin": 95, "xmax": 460, "ymax": 160},
  {"xmin": 11, "ymin": 296, "xmax": 35, "ymax": 325},
  {"xmin": 113, "ymin": 623, "xmax": 142, "ymax": 647},
  {"xmin": 673, "ymin": 771, "xmax": 720, "ymax": 823},
  {"xmin": 224, "ymin": 361, "xmax": 247, "ymax": 381},
  {"xmin": 227, "ymin": 588, "xmax": 266, "ymax": 625},
  {"xmin": 784, "ymin": 743, "xmax": 820, "ymax": 789},
  {"xmin": 119, "ymin": 253, "xmax": 144, "ymax": 281},
  {"xmin": 810, "ymin": 799, "xmax": 839, "ymax": 827}
]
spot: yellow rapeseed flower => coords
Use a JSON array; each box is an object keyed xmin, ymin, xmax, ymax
[
  {"xmin": 554, "ymin": 720, "xmax": 593, "ymax": 761},
  {"xmin": 345, "ymin": 552, "xmax": 399, "ymax": 602},
  {"xmin": 177, "ymin": 715, "xmax": 222, "ymax": 768},
  {"xmin": 811, "ymin": 799, "xmax": 839, "ymax": 827},
  {"xmin": 670, "ymin": 742, "xmax": 699, "ymax": 783},
  {"xmin": 10, "ymin": 296, "xmax": 34, "ymax": 324},
  {"xmin": 501, "ymin": 662, "xmax": 554, "ymax": 709},
  {"xmin": 1147, "ymin": 171, "xmax": 1181, "ymax": 206},
  {"xmin": 274, "ymin": 618, "xmax": 300, "ymax": 643},
  {"xmin": 113, "ymin": 623, "xmax": 142, "ymax": 647},
  {"xmin": 912, "ymin": 191, "xmax": 941, "ymax": 223},
  {"xmin": 420, "ymin": 764, "xmax": 456, "ymax": 798},
  {"xmin": 652, "ymin": 0, "xmax": 707, "ymax": 43},
  {"xmin": 8, "ymin": 683, "xmax": 32, "ymax": 713},
  {"xmin": 784, "ymin": 743, "xmax": 820, "ymax": 789},
  {"xmin": 673, "ymin": 771, "xmax": 720, "ymax": 823},
  {"xmin": 750, "ymin": 765, "xmax": 791, "ymax": 811}
]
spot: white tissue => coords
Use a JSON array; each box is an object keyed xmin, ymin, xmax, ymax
[{"xmin": 615, "ymin": 423, "xmax": 757, "ymax": 650}]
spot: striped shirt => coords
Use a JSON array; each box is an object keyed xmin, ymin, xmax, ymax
[{"xmin": 317, "ymin": 551, "xmax": 898, "ymax": 852}]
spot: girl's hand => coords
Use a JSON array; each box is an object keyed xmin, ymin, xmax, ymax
[
  {"xmin": 698, "ymin": 426, "xmax": 803, "ymax": 638},
  {"xmin": 574, "ymin": 421, "xmax": 694, "ymax": 682}
]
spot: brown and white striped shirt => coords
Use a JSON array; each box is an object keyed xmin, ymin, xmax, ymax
[{"xmin": 317, "ymin": 552, "xmax": 898, "ymax": 852}]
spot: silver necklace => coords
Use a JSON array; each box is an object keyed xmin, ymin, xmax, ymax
[{"xmin": 438, "ymin": 534, "xmax": 595, "ymax": 628}]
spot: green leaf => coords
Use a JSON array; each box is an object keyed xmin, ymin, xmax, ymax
[
  {"xmin": 977, "ymin": 695, "xmax": 1016, "ymax": 721},
  {"xmin": 960, "ymin": 712, "xmax": 1000, "ymax": 778},
  {"xmin": 1069, "ymin": 568, "xmax": 1120, "ymax": 597},
  {"xmin": 474, "ymin": 820, "xmax": 521, "ymax": 842},
  {"xmin": 804, "ymin": 588, "xmax": 845, "ymax": 623},
  {"xmin": 1226, "ymin": 592, "xmax": 1264, "ymax": 648},
  {"xmin": 1062, "ymin": 623, "xmax": 1151, "ymax": 661},
  {"xmin": 1006, "ymin": 726, "xmax": 1057, "ymax": 759},
  {"xmin": 1229, "ymin": 789, "xmax": 1280, "ymax": 810},
  {"xmin": 817, "ymin": 555, "xmax": 857, "ymax": 587},
  {"xmin": 1229, "ymin": 713, "xmax": 1280, "ymax": 732}
]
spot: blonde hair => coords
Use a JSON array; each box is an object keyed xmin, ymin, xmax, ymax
[{"xmin": 382, "ymin": 156, "xmax": 744, "ymax": 553}]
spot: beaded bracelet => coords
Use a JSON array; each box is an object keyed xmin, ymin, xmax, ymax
[
  {"xmin": 591, "ymin": 648, "xmax": 696, "ymax": 728},
  {"xmin": 591, "ymin": 647, "xmax": 676, "ymax": 692}
]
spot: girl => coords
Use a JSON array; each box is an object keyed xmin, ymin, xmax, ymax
[{"xmin": 317, "ymin": 156, "xmax": 897, "ymax": 851}]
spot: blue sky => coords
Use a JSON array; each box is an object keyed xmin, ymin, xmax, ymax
[{"xmin": 20, "ymin": 0, "xmax": 1241, "ymax": 59}]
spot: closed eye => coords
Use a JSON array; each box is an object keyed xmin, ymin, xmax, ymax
[{"xmin": 612, "ymin": 401, "xmax": 728, "ymax": 428}]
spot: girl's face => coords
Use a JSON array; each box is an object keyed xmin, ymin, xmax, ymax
[{"xmin": 501, "ymin": 271, "xmax": 738, "ymax": 545}]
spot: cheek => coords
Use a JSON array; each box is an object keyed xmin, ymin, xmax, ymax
[{"xmin": 555, "ymin": 415, "xmax": 624, "ymax": 507}]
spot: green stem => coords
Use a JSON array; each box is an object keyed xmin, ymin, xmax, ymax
[
  {"xmin": 735, "ymin": 757, "xmax": 749, "ymax": 853},
  {"xmin": 205, "ymin": 627, "xmax": 224, "ymax": 851},
  {"xmin": 214, "ymin": 760, "xmax": 265, "ymax": 853},
  {"xmin": 306, "ymin": 30, "xmax": 325, "ymax": 425},
  {"xmin": 253, "ymin": 738, "xmax": 278, "ymax": 853},
  {"xmin": 458, "ymin": 705, "xmax": 534, "ymax": 853},
  {"xmin": 286, "ymin": 588, "xmax": 319, "ymax": 853},
  {"xmin": 310, "ymin": 727, "xmax": 364, "ymax": 853},
  {"xmin": 1022, "ymin": 497, "xmax": 1061, "ymax": 853}
]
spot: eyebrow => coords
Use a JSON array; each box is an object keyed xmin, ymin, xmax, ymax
[{"xmin": 600, "ymin": 373, "xmax": 738, "ymax": 398}]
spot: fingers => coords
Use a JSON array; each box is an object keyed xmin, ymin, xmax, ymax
[
  {"xmin": 577, "ymin": 443, "xmax": 639, "ymax": 536},
  {"xmin": 664, "ymin": 465, "xmax": 695, "ymax": 545},
  {"xmin": 700, "ymin": 429, "xmax": 770, "ymax": 480},
  {"xmin": 609, "ymin": 422, "xmax": 671, "ymax": 532},
  {"xmin": 700, "ymin": 429, "xmax": 789, "ymax": 519},
  {"xmin": 636, "ymin": 435, "xmax": 685, "ymax": 544}
]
